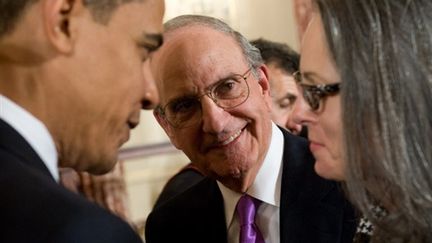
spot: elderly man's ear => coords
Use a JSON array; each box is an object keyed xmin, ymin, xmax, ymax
[
  {"xmin": 256, "ymin": 64, "xmax": 273, "ymax": 111},
  {"xmin": 43, "ymin": 0, "xmax": 83, "ymax": 54}
]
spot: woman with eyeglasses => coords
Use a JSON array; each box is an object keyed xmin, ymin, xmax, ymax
[{"xmin": 292, "ymin": 0, "xmax": 432, "ymax": 242}]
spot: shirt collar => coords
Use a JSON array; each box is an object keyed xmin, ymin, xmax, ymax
[
  {"xmin": 218, "ymin": 122, "xmax": 284, "ymax": 227},
  {"xmin": 0, "ymin": 95, "xmax": 59, "ymax": 181}
]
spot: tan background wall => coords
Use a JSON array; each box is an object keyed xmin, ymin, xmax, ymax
[
  {"xmin": 231, "ymin": 0, "xmax": 299, "ymax": 50},
  {"xmin": 121, "ymin": 0, "xmax": 300, "ymax": 225}
]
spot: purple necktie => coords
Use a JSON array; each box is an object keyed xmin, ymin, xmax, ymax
[{"xmin": 236, "ymin": 194, "xmax": 265, "ymax": 243}]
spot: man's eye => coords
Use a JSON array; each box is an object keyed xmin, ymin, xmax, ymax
[
  {"xmin": 279, "ymin": 98, "xmax": 292, "ymax": 109},
  {"xmin": 169, "ymin": 99, "xmax": 198, "ymax": 114},
  {"xmin": 214, "ymin": 78, "xmax": 240, "ymax": 98}
]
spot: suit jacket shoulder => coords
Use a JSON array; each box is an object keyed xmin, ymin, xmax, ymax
[
  {"xmin": 0, "ymin": 119, "xmax": 142, "ymax": 243},
  {"xmin": 145, "ymin": 178, "xmax": 227, "ymax": 243},
  {"xmin": 153, "ymin": 165, "xmax": 205, "ymax": 209}
]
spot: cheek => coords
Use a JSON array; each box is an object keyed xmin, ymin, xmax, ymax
[
  {"xmin": 328, "ymin": 97, "xmax": 343, "ymax": 157},
  {"xmin": 322, "ymin": 118, "xmax": 342, "ymax": 157},
  {"xmin": 271, "ymin": 111, "xmax": 289, "ymax": 127},
  {"xmin": 170, "ymin": 129, "xmax": 198, "ymax": 154},
  {"xmin": 270, "ymin": 110, "xmax": 282, "ymax": 123},
  {"xmin": 320, "ymin": 97, "xmax": 345, "ymax": 174}
]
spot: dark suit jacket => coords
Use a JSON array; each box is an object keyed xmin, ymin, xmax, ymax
[
  {"xmin": 145, "ymin": 127, "xmax": 357, "ymax": 243},
  {"xmin": 0, "ymin": 119, "xmax": 142, "ymax": 243},
  {"xmin": 153, "ymin": 163, "xmax": 205, "ymax": 209}
]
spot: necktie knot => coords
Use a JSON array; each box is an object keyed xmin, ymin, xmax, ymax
[{"xmin": 236, "ymin": 194, "xmax": 265, "ymax": 243}]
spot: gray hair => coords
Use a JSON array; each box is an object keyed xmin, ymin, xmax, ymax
[
  {"xmin": 164, "ymin": 15, "xmax": 263, "ymax": 77},
  {"xmin": 315, "ymin": 0, "xmax": 432, "ymax": 241}
]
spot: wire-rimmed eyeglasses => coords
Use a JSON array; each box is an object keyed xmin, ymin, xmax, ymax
[
  {"xmin": 293, "ymin": 71, "xmax": 341, "ymax": 111},
  {"xmin": 157, "ymin": 68, "xmax": 253, "ymax": 128}
]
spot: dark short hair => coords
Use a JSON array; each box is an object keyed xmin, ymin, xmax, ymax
[
  {"xmin": 0, "ymin": 0, "xmax": 143, "ymax": 37},
  {"xmin": 250, "ymin": 38, "xmax": 299, "ymax": 75}
]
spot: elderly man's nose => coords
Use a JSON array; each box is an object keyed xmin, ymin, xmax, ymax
[{"xmin": 201, "ymin": 97, "xmax": 228, "ymax": 133}]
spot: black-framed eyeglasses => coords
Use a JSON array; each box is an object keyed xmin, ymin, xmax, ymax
[
  {"xmin": 293, "ymin": 71, "xmax": 341, "ymax": 111},
  {"xmin": 157, "ymin": 68, "xmax": 253, "ymax": 128}
]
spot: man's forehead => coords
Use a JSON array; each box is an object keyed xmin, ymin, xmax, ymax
[
  {"xmin": 164, "ymin": 25, "xmax": 238, "ymax": 52},
  {"xmin": 157, "ymin": 60, "xmax": 247, "ymax": 105},
  {"xmin": 156, "ymin": 28, "xmax": 243, "ymax": 76},
  {"xmin": 154, "ymin": 24, "xmax": 247, "ymax": 95}
]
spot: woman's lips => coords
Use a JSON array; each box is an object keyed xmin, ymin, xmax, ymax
[{"xmin": 309, "ymin": 140, "xmax": 324, "ymax": 152}]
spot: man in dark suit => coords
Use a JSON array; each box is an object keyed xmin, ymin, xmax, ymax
[
  {"xmin": 0, "ymin": 0, "xmax": 164, "ymax": 242},
  {"xmin": 251, "ymin": 38, "xmax": 307, "ymax": 137},
  {"xmin": 152, "ymin": 39, "xmax": 306, "ymax": 209},
  {"xmin": 145, "ymin": 15, "xmax": 357, "ymax": 243},
  {"xmin": 153, "ymin": 162, "xmax": 204, "ymax": 208}
]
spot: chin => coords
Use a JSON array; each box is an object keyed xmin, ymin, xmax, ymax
[
  {"xmin": 84, "ymin": 153, "xmax": 118, "ymax": 175},
  {"xmin": 314, "ymin": 162, "xmax": 344, "ymax": 181},
  {"xmin": 208, "ymin": 165, "xmax": 241, "ymax": 181}
]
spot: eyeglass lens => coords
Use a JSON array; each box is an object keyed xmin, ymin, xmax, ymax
[{"xmin": 163, "ymin": 71, "xmax": 250, "ymax": 128}]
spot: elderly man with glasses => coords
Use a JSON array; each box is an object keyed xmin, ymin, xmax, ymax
[{"xmin": 145, "ymin": 15, "xmax": 357, "ymax": 243}]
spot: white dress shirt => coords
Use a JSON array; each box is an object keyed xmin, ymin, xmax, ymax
[
  {"xmin": 0, "ymin": 95, "xmax": 59, "ymax": 181},
  {"xmin": 218, "ymin": 122, "xmax": 284, "ymax": 243}
]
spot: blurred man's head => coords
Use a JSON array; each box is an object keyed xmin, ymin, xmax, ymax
[
  {"xmin": 251, "ymin": 38, "xmax": 305, "ymax": 136},
  {"xmin": 0, "ymin": 0, "xmax": 164, "ymax": 174},
  {"xmin": 152, "ymin": 15, "xmax": 273, "ymax": 192}
]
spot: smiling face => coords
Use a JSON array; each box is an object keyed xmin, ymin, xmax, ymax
[
  {"xmin": 152, "ymin": 25, "xmax": 273, "ymax": 192},
  {"xmin": 52, "ymin": 0, "xmax": 164, "ymax": 173},
  {"xmin": 292, "ymin": 15, "xmax": 345, "ymax": 180}
]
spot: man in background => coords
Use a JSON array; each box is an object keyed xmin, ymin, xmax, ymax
[
  {"xmin": 0, "ymin": 0, "xmax": 164, "ymax": 242},
  {"xmin": 251, "ymin": 38, "xmax": 305, "ymax": 136},
  {"xmin": 145, "ymin": 14, "xmax": 356, "ymax": 243}
]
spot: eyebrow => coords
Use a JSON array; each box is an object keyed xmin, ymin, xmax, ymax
[
  {"xmin": 276, "ymin": 93, "xmax": 297, "ymax": 103},
  {"xmin": 164, "ymin": 78, "xmax": 227, "ymax": 105},
  {"xmin": 141, "ymin": 33, "xmax": 164, "ymax": 52},
  {"xmin": 163, "ymin": 71, "xmax": 248, "ymax": 105},
  {"xmin": 164, "ymin": 94, "xmax": 198, "ymax": 108},
  {"xmin": 302, "ymin": 71, "xmax": 330, "ymax": 84}
]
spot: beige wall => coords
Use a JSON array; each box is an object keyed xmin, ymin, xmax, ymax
[
  {"xmin": 122, "ymin": 0, "xmax": 299, "ymax": 225},
  {"xmin": 232, "ymin": 0, "xmax": 299, "ymax": 50},
  {"xmin": 121, "ymin": 111, "xmax": 189, "ymax": 224}
]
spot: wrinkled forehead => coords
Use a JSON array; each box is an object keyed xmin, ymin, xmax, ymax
[{"xmin": 152, "ymin": 25, "xmax": 248, "ymax": 103}]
